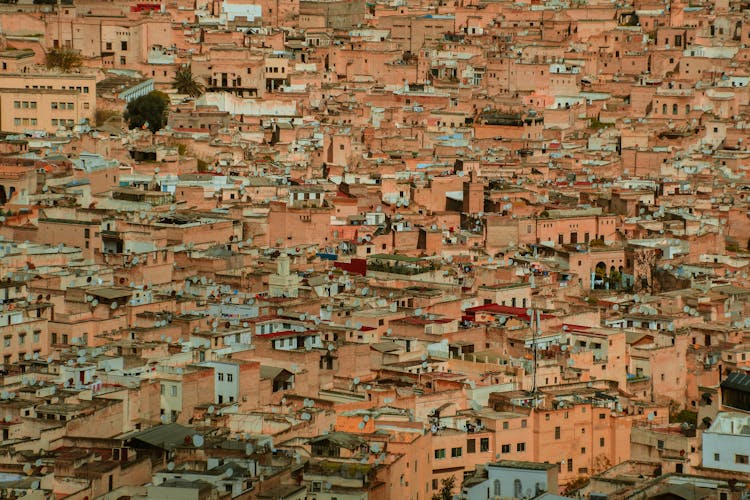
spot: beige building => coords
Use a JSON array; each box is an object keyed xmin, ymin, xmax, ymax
[
  {"xmin": 0, "ymin": 72, "xmax": 96, "ymax": 132},
  {"xmin": 0, "ymin": 73, "xmax": 96, "ymax": 108},
  {"xmin": 0, "ymin": 88, "xmax": 89, "ymax": 133}
]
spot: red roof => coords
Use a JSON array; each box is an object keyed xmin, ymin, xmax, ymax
[
  {"xmin": 464, "ymin": 304, "xmax": 554, "ymax": 321},
  {"xmin": 562, "ymin": 324, "xmax": 591, "ymax": 333},
  {"xmin": 397, "ymin": 317, "xmax": 454, "ymax": 325},
  {"xmin": 259, "ymin": 330, "xmax": 319, "ymax": 339}
]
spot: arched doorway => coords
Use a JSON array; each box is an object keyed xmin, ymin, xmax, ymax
[{"xmin": 594, "ymin": 262, "xmax": 607, "ymax": 289}]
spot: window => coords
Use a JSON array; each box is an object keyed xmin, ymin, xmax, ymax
[
  {"xmin": 434, "ymin": 449, "xmax": 445, "ymax": 459},
  {"xmin": 227, "ymin": 373, "xmax": 233, "ymax": 382},
  {"xmin": 218, "ymin": 373, "xmax": 224, "ymax": 381},
  {"xmin": 121, "ymin": 41, "xmax": 128, "ymax": 50},
  {"xmin": 170, "ymin": 385, "xmax": 177, "ymax": 397},
  {"xmin": 160, "ymin": 384, "xmax": 165, "ymax": 395},
  {"xmin": 599, "ymin": 413, "xmax": 606, "ymax": 419},
  {"xmin": 30, "ymin": 101, "xmax": 36, "ymax": 109},
  {"xmin": 545, "ymin": 413, "xmax": 550, "ymax": 421},
  {"xmin": 714, "ymin": 453, "xmax": 720, "ymax": 461},
  {"xmin": 33, "ymin": 331, "xmax": 40, "ymax": 343},
  {"xmin": 494, "ymin": 479, "xmax": 501, "ymax": 496},
  {"xmin": 555, "ymin": 427, "xmax": 561, "ymax": 439},
  {"xmin": 13, "ymin": 118, "xmax": 20, "ymax": 126},
  {"xmin": 514, "ymin": 479, "xmax": 522, "ymax": 498},
  {"xmin": 432, "ymin": 479, "xmax": 438, "ymax": 490},
  {"xmin": 106, "ymin": 42, "xmax": 112, "ymax": 50},
  {"xmin": 581, "ymin": 447, "xmax": 586, "ymax": 454},
  {"xmin": 3, "ymin": 337, "xmax": 10, "ymax": 348},
  {"xmin": 13, "ymin": 101, "xmax": 19, "ymax": 108},
  {"xmin": 18, "ymin": 334, "xmax": 25, "ymax": 345},
  {"xmin": 657, "ymin": 440, "xmax": 664, "ymax": 450},
  {"xmin": 521, "ymin": 419, "xmax": 527, "ymax": 428},
  {"xmin": 501, "ymin": 444, "xmax": 510, "ymax": 453},
  {"xmin": 480, "ymin": 438, "xmax": 490, "ymax": 452},
  {"xmin": 567, "ymin": 459, "xmax": 573, "ymax": 472},
  {"xmin": 67, "ymin": 102, "xmax": 74, "ymax": 110},
  {"xmin": 21, "ymin": 101, "xmax": 28, "ymax": 109},
  {"xmin": 467, "ymin": 439, "xmax": 476, "ymax": 453},
  {"xmin": 600, "ymin": 437, "xmax": 605, "ymax": 447},
  {"xmin": 517, "ymin": 442, "xmax": 525, "ymax": 452},
  {"xmin": 736, "ymin": 454, "xmax": 749, "ymax": 465},
  {"xmin": 451, "ymin": 447, "xmax": 462, "ymax": 458}
]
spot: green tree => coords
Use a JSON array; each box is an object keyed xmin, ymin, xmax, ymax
[
  {"xmin": 608, "ymin": 269, "xmax": 622, "ymax": 289},
  {"xmin": 45, "ymin": 48, "xmax": 82, "ymax": 71},
  {"xmin": 124, "ymin": 91, "xmax": 170, "ymax": 133},
  {"xmin": 172, "ymin": 65, "xmax": 204, "ymax": 97},
  {"xmin": 432, "ymin": 475, "xmax": 455, "ymax": 500}
]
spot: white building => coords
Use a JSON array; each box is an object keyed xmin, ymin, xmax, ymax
[
  {"xmin": 461, "ymin": 460, "xmax": 559, "ymax": 500},
  {"xmin": 200, "ymin": 360, "xmax": 240, "ymax": 405},
  {"xmin": 702, "ymin": 412, "xmax": 750, "ymax": 474}
]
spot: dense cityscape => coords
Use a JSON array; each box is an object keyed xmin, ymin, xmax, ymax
[{"xmin": 0, "ymin": 0, "xmax": 747, "ymax": 498}]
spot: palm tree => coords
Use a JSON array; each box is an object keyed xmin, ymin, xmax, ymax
[{"xmin": 172, "ymin": 65, "xmax": 204, "ymax": 97}]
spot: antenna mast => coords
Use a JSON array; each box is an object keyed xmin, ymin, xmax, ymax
[{"xmin": 531, "ymin": 309, "xmax": 540, "ymax": 407}]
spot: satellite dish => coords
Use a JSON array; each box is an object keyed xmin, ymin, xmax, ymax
[
  {"xmin": 22, "ymin": 464, "xmax": 31, "ymax": 474},
  {"xmin": 647, "ymin": 412, "xmax": 655, "ymax": 421},
  {"xmin": 208, "ymin": 405, "xmax": 215, "ymax": 414},
  {"xmin": 245, "ymin": 443, "xmax": 255, "ymax": 454},
  {"xmin": 167, "ymin": 462, "xmax": 175, "ymax": 471},
  {"xmin": 160, "ymin": 414, "xmax": 169, "ymax": 424},
  {"xmin": 192, "ymin": 434, "xmax": 204, "ymax": 447}
]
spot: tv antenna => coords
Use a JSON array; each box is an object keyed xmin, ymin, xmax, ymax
[{"xmin": 530, "ymin": 308, "xmax": 541, "ymax": 407}]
